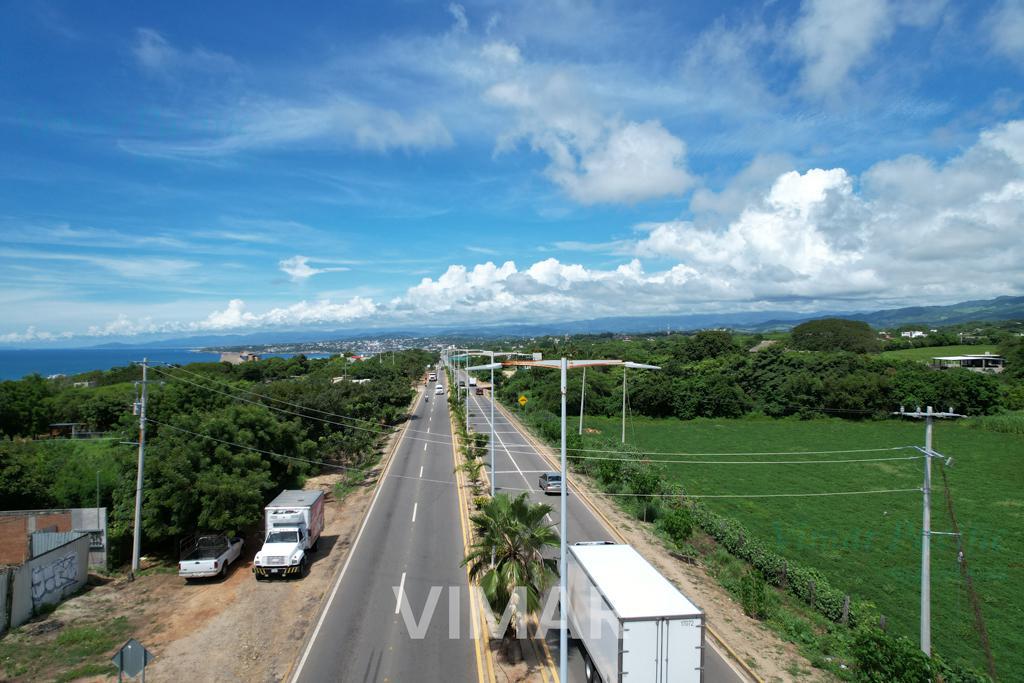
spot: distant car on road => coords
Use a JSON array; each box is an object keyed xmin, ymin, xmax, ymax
[
  {"xmin": 434, "ymin": 385, "xmax": 445, "ymax": 395},
  {"xmin": 475, "ymin": 387, "xmax": 484, "ymax": 395},
  {"xmin": 428, "ymin": 373, "xmax": 437, "ymax": 382},
  {"xmin": 538, "ymin": 472, "xmax": 564, "ymax": 495}
]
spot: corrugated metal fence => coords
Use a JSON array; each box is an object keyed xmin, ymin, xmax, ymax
[{"xmin": 31, "ymin": 531, "xmax": 87, "ymax": 558}]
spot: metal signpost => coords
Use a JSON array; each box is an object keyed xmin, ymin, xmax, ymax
[{"xmin": 112, "ymin": 638, "xmax": 155, "ymax": 682}]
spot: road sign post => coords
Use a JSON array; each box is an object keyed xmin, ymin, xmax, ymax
[
  {"xmin": 518, "ymin": 395, "xmax": 528, "ymax": 407},
  {"xmin": 112, "ymin": 638, "xmax": 155, "ymax": 682}
]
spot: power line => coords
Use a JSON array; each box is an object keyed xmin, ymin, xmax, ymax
[
  {"xmin": 384, "ymin": 474, "xmax": 920, "ymax": 501},
  {"xmin": 497, "ymin": 452, "xmax": 924, "ymax": 466},
  {"xmin": 145, "ymin": 417, "xmax": 376, "ymax": 475},
  {"xmin": 580, "ymin": 487, "xmax": 922, "ymax": 499},
  {"xmin": 565, "ymin": 444, "xmax": 918, "ymax": 458},
  {"xmin": 149, "ymin": 365, "xmax": 394, "ymax": 437},
  {"xmin": 151, "ymin": 362, "xmax": 392, "ymax": 431}
]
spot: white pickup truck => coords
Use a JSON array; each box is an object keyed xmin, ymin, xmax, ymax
[{"xmin": 178, "ymin": 534, "xmax": 244, "ymax": 581}]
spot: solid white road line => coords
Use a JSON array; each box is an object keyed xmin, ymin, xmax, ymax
[
  {"xmin": 472, "ymin": 394, "xmax": 562, "ymax": 536},
  {"xmin": 395, "ymin": 570, "xmax": 407, "ymax": 614},
  {"xmin": 412, "ymin": 502, "xmax": 418, "ymax": 523}
]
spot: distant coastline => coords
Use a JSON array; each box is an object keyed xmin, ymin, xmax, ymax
[{"xmin": 0, "ymin": 348, "xmax": 331, "ymax": 382}]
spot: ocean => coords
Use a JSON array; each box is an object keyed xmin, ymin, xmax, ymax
[{"xmin": 0, "ymin": 349, "xmax": 332, "ymax": 381}]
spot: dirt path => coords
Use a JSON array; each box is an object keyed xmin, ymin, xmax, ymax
[
  {"xmin": 0, "ymin": 461, "xmax": 392, "ymax": 683},
  {"xmin": 138, "ymin": 471, "xmax": 371, "ymax": 682}
]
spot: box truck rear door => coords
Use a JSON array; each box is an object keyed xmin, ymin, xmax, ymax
[
  {"xmin": 664, "ymin": 618, "xmax": 703, "ymax": 682},
  {"xmin": 622, "ymin": 620, "xmax": 659, "ymax": 680}
]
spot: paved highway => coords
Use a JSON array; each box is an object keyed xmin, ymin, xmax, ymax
[
  {"xmin": 458, "ymin": 368, "xmax": 747, "ymax": 683},
  {"xmin": 292, "ymin": 375, "xmax": 484, "ymax": 683}
]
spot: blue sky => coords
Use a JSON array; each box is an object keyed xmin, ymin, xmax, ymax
[{"xmin": 2, "ymin": 1, "xmax": 1023, "ymax": 344}]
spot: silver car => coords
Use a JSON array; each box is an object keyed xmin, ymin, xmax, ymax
[{"xmin": 538, "ymin": 472, "xmax": 564, "ymax": 495}]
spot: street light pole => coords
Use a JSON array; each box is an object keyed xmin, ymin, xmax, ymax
[
  {"xmin": 469, "ymin": 357, "xmax": 659, "ymax": 683},
  {"xmin": 490, "ymin": 360, "xmax": 496, "ymax": 497},
  {"xmin": 558, "ymin": 356, "xmax": 568, "ymax": 680}
]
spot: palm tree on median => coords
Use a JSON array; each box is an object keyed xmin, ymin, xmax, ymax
[{"xmin": 462, "ymin": 492, "xmax": 559, "ymax": 660}]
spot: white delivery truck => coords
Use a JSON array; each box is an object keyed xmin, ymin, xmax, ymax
[
  {"xmin": 253, "ymin": 490, "xmax": 325, "ymax": 580},
  {"xmin": 568, "ymin": 542, "xmax": 705, "ymax": 683}
]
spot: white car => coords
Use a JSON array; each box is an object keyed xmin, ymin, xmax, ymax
[{"xmin": 434, "ymin": 385, "xmax": 445, "ymax": 395}]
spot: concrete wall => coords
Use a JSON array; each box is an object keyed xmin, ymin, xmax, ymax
[
  {"xmin": 71, "ymin": 507, "xmax": 107, "ymax": 567},
  {"xmin": 0, "ymin": 569, "xmax": 9, "ymax": 634},
  {"xmin": 7, "ymin": 534, "xmax": 89, "ymax": 630}
]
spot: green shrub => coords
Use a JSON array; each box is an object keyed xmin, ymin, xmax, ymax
[
  {"xmin": 658, "ymin": 505, "xmax": 694, "ymax": 546},
  {"xmin": 739, "ymin": 570, "xmax": 775, "ymax": 620},
  {"xmin": 852, "ymin": 627, "xmax": 932, "ymax": 682}
]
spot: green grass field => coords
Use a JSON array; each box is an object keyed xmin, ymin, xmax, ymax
[
  {"xmin": 880, "ymin": 344, "xmax": 998, "ymax": 362},
  {"xmin": 581, "ymin": 415, "xmax": 1022, "ymax": 676}
]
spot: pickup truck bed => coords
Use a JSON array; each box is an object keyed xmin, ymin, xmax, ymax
[{"xmin": 179, "ymin": 535, "xmax": 244, "ymax": 580}]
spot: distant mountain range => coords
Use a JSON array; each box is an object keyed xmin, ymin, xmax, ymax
[{"xmin": 76, "ymin": 295, "xmax": 1024, "ymax": 350}]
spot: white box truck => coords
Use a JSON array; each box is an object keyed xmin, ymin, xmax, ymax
[
  {"xmin": 253, "ymin": 490, "xmax": 325, "ymax": 580},
  {"xmin": 568, "ymin": 542, "xmax": 705, "ymax": 683}
]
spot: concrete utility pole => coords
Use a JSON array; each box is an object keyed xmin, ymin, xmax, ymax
[
  {"xmin": 578, "ymin": 366, "xmax": 586, "ymax": 435},
  {"xmin": 621, "ymin": 365, "xmax": 627, "ymax": 443},
  {"xmin": 894, "ymin": 404, "xmax": 963, "ymax": 656},
  {"xmin": 131, "ymin": 358, "xmax": 150, "ymax": 576}
]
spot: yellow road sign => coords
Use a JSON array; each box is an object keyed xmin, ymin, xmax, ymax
[{"xmin": 518, "ymin": 395, "xmax": 528, "ymax": 406}]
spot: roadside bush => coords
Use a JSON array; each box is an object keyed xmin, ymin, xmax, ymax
[
  {"xmin": 852, "ymin": 627, "xmax": 932, "ymax": 682},
  {"xmin": 657, "ymin": 505, "xmax": 693, "ymax": 546},
  {"xmin": 739, "ymin": 570, "xmax": 775, "ymax": 620}
]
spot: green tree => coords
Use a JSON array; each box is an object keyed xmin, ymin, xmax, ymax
[
  {"xmin": 0, "ymin": 374, "xmax": 55, "ymax": 438},
  {"xmin": 791, "ymin": 318, "xmax": 880, "ymax": 353},
  {"xmin": 463, "ymin": 493, "xmax": 559, "ymax": 657}
]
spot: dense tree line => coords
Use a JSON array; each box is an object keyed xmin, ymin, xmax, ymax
[
  {"xmin": 496, "ymin": 330, "xmax": 1009, "ymax": 421},
  {"xmin": 0, "ymin": 350, "xmax": 433, "ymax": 564}
]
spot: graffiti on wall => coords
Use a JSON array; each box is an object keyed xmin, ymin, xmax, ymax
[{"xmin": 31, "ymin": 552, "xmax": 78, "ymax": 608}]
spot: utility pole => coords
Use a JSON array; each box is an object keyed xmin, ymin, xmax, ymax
[
  {"xmin": 621, "ymin": 365, "xmax": 627, "ymax": 443},
  {"xmin": 578, "ymin": 366, "xmax": 586, "ymax": 435},
  {"xmin": 894, "ymin": 404, "xmax": 963, "ymax": 656},
  {"xmin": 131, "ymin": 358, "xmax": 150, "ymax": 577}
]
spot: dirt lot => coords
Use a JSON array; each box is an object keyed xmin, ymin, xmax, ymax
[{"xmin": 0, "ymin": 469, "xmax": 383, "ymax": 683}]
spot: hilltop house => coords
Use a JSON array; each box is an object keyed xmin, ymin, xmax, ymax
[
  {"xmin": 931, "ymin": 353, "xmax": 1005, "ymax": 373},
  {"xmin": 220, "ymin": 351, "xmax": 261, "ymax": 364}
]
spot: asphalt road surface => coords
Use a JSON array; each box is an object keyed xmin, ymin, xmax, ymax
[
  {"xmin": 292, "ymin": 375, "xmax": 481, "ymax": 683},
  {"xmin": 458, "ymin": 367, "xmax": 747, "ymax": 683}
]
